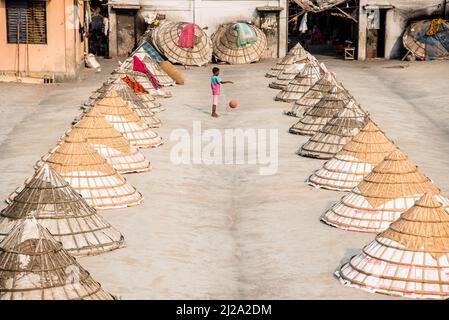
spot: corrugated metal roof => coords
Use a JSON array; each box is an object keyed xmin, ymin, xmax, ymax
[{"xmin": 292, "ymin": 0, "xmax": 349, "ymax": 12}]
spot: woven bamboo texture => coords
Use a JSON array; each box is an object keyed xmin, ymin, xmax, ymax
[
  {"xmin": 268, "ymin": 60, "xmax": 307, "ymax": 90},
  {"xmin": 152, "ymin": 21, "xmax": 212, "ymax": 66},
  {"xmin": 42, "ymin": 131, "xmax": 144, "ymax": 210},
  {"xmin": 289, "ymin": 84, "xmax": 349, "ymax": 136},
  {"xmin": 308, "ymin": 121, "xmax": 397, "ymax": 191},
  {"xmin": 0, "ymin": 218, "xmax": 116, "ymax": 300},
  {"xmin": 71, "ymin": 108, "xmax": 152, "ymax": 174},
  {"xmin": 298, "ymin": 98, "xmax": 369, "ymax": 160},
  {"xmin": 336, "ymin": 192, "xmax": 449, "ymax": 299},
  {"xmin": 94, "ymin": 91, "xmax": 163, "ymax": 149},
  {"xmin": 266, "ymin": 42, "xmax": 307, "ymax": 78},
  {"xmin": 321, "ymin": 149, "xmax": 441, "ymax": 233},
  {"xmin": 106, "ymin": 74, "xmax": 163, "ymax": 108},
  {"xmin": 1, "ymin": 164, "xmax": 125, "ymax": 257},
  {"xmin": 120, "ymin": 49, "xmax": 175, "ymax": 87},
  {"xmin": 275, "ymin": 60, "xmax": 323, "ymax": 102},
  {"xmin": 111, "ymin": 68, "xmax": 172, "ymax": 98},
  {"xmin": 211, "ymin": 23, "xmax": 267, "ymax": 65},
  {"xmin": 285, "ymin": 72, "xmax": 336, "ymax": 117},
  {"xmin": 86, "ymin": 81, "xmax": 163, "ymax": 128}
]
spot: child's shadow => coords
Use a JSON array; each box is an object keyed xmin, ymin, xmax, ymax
[{"xmin": 184, "ymin": 104, "xmax": 212, "ymax": 116}]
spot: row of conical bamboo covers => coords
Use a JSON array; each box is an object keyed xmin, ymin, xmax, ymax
[
  {"xmin": 267, "ymin": 43, "xmax": 449, "ymax": 300},
  {"xmin": 0, "ymin": 43, "xmax": 173, "ymax": 299},
  {"xmin": 150, "ymin": 20, "xmax": 267, "ymax": 66}
]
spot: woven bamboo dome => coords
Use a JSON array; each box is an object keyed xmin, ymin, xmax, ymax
[
  {"xmin": 336, "ymin": 192, "xmax": 449, "ymax": 299},
  {"xmin": 269, "ymin": 59, "xmax": 308, "ymax": 90},
  {"xmin": 0, "ymin": 217, "xmax": 116, "ymax": 300},
  {"xmin": 42, "ymin": 131, "xmax": 143, "ymax": 210},
  {"xmin": 321, "ymin": 149, "xmax": 441, "ymax": 233},
  {"xmin": 85, "ymin": 81, "xmax": 163, "ymax": 128},
  {"xmin": 285, "ymin": 72, "xmax": 336, "ymax": 118},
  {"xmin": 71, "ymin": 108, "xmax": 152, "ymax": 174},
  {"xmin": 211, "ymin": 22, "xmax": 267, "ymax": 65},
  {"xmin": 308, "ymin": 121, "xmax": 398, "ymax": 191},
  {"xmin": 94, "ymin": 91, "xmax": 163, "ymax": 149},
  {"xmin": 266, "ymin": 42, "xmax": 308, "ymax": 78},
  {"xmin": 275, "ymin": 60, "xmax": 323, "ymax": 102},
  {"xmin": 1, "ymin": 164, "xmax": 124, "ymax": 256},
  {"xmin": 289, "ymin": 84, "xmax": 349, "ymax": 136},
  {"xmin": 152, "ymin": 21, "xmax": 212, "ymax": 66},
  {"xmin": 105, "ymin": 74, "xmax": 163, "ymax": 109},
  {"xmin": 120, "ymin": 50, "xmax": 176, "ymax": 87},
  {"xmin": 111, "ymin": 68, "xmax": 172, "ymax": 99},
  {"xmin": 298, "ymin": 99, "xmax": 369, "ymax": 160}
]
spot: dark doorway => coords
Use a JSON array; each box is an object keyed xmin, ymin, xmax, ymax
[
  {"xmin": 366, "ymin": 8, "xmax": 387, "ymax": 59},
  {"xmin": 288, "ymin": 1, "xmax": 359, "ymax": 59},
  {"xmin": 116, "ymin": 9, "xmax": 137, "ymax": 57}
]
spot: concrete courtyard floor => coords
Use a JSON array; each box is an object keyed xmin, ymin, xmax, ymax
[{"xmin": 0, "ymin": 57, "xmax": 449, "ymax": 300}]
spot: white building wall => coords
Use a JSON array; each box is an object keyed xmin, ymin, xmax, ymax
[
  {"xmin": 358, "ymin": 0, "xmax": 447, "ymax": 60},
  {"xmin": 108, "ymin": 0, "xmax": 288, "ymax": 58}
]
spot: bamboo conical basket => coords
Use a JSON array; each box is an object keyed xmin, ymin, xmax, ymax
[
  {"xmin": 94, "ymin": 91, "xmax": 164, "ymax": 149},
  {"xmin": 105, "ymin": 75, "xmax": 164, "ymax": 112},
  {"xmin": 269, "ymin": 60, "xmax": 308, "ymax": 90},
  {"xmin": 120, "ymin": 49, "xmax": 175, "ymax": 87},
  {"xmin": 298, "ymin": 99, "xmax": 369, "ymax": 160},
  {"xmin": 84, "ymin": 80, "xmax": 163, "ymax": 128},
  {"xmin": 321, "ymin": 149, "xmax": 441, "ymax": 233},
  {"xmin": 308, "ymin": 121, "xmax": 398, "ymax": 191},
  {"xmin": 42, "ymin": 131, "xmax": 144, "ymax": 210},
  {"xmin": 211, "ymin": 23, "xmax": 267, "ymax": 65},
  {"xmin": 266, "ymin": 42, "xmax": 308, "ymax": 78},
  {"xmin": 71, "ymin": 108, "xmax": 152, "ymax": 174},
  {"xmin": 111, "ymin": 68, "xmax": 172, "ymax": 98},
  {"xmin": 0, "ymin": 218, "xmax": 116, "ymax": 300},
  {"xmin": 1, "ymin": 164, "xmax": 125, "ymax": 256},
  {"xmin": 275, "ymin": 60, "xmax": 323, "ymax": 102},
  {"xmin": 336, "ymin": 192, "xmax": 449, "ymax": 299},
  {"xmin": 289, "ymin": 84, "xmax": 349, "ymax": 136},
  {"xmin": 285, "ymin": 72, "xmax": 336, "ymax": 117},
  {"xmin": 152, "ymin": 21, "xmax": 212, "ymax": 66}
]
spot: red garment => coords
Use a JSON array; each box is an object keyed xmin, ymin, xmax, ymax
[
  {"xmin": 121, "ymin": 76, "xmax": 148, "ymax": 94},
  {"xmin": 132, "ymin": 56, "xmax": 161, "ymax": 90},
  {"xmin": 178, "ymin": 23, "xmax": 196, "ymax": 48}
]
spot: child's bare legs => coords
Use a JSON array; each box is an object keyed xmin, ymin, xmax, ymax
[
  {"xmin": 211, "ymin": 95, "xmax": 220, "ymax": 117},
  {"xmin": 212, "ymin": 105, "xmax": 220, "ymax": 117}
]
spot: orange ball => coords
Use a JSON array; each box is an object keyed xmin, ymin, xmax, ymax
[{"xmin": 229, "ymin": 99, "xmax": 238, "ymax": 109}]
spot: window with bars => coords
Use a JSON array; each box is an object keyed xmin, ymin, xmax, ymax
[{"xmin": 6, "ymin": 0, "xmax": 47, "ymax": 45}]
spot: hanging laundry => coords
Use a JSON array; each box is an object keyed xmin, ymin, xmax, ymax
[
  {"xmin": 133, "ymin": 55, "xmax": 162, "ymax": 90},
  {"xmin": 178, "ymin": 23, "xmax": 196, "ymax": 48},
  {"xmin": 233, "ymin": 23, "xmax": 257, "ymax": 47},
  {"xmin": 299, "ymin": 13, "xmax": 308, "ymax": 34}
]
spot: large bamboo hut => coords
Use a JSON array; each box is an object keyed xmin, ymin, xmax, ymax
[
  {"xmin": 298, "ymin": 99, "xmax": 369, "ymax": 160},
  {"xmin": 0, "ymin": 218, "xmax": 116, "ymax": 300},
  {"xmin": 336, "ymin": 192, "xmax": 449, "ymax": 299},
  {"xmin": 211, "ymin": 22, "xmax": 267, "ymax": 65},
  {"xmin": 321, "ymin": 149, "xmax": 442, "ymax": 233},
  {"xmin": 1, "ymin": 164, "xmax": 124, "ymax": 256},
  {"xmin": 42, "ymin": 131, "xmax": 143, "ymax": 210},
  {"xmin": 152, "ymin": 21, "xmax": 212, "ymax": 66},
  {"xmin": 308, "ymin": 121, "xmax": 397, "ymax": 191}
]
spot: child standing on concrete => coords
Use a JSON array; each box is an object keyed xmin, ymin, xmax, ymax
[{"xmin": 211, "ymin": 67, "xmax": 233, "ymax": 118}]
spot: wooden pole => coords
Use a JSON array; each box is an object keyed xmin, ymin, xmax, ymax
[
  {"xmin": 26, "ymin": 14, "xmax": 29, "ymax": 77},
  {"xmin": 17, "ymin": 22, "xmax": 20, "ymax": 77}
]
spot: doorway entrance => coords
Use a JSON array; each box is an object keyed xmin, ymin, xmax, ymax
[
  {"xmin": 116, "ymin": 9, "xmax": 137, "ymax": 57},
  {"xmin": 366, "ymin": 8, "xmax": 387, "ymax": 59}
]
